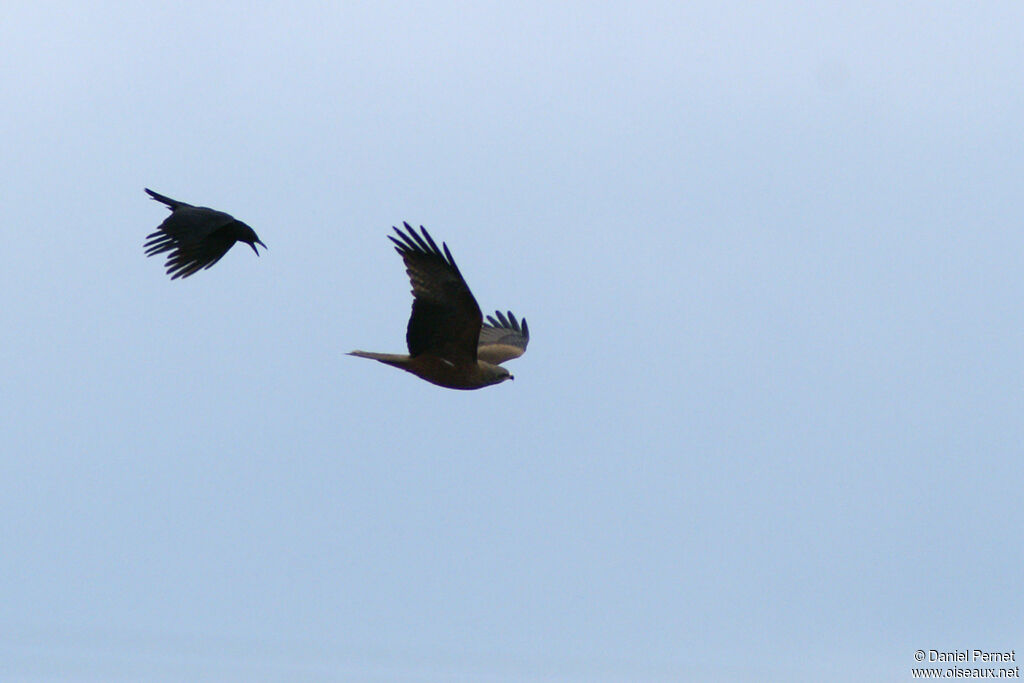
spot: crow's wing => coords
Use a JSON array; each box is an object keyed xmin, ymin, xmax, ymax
[{"xmin": 144, "ymin": 189, "xmax": 242, "ymax": 279}]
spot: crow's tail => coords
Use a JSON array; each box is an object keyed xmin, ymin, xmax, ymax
[{"xmin": 145, "ymin": 188, "xmax": 186, "ymax": 210}]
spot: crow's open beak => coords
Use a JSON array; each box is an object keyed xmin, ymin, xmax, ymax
[{"xmin": 251, "ymin": 239, "xmax": 266, "ymax": 256}]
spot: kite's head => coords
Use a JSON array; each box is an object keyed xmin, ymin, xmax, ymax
[{"xmin": 481, "ymin": 364, "xmax": 514, "ymax": 386}]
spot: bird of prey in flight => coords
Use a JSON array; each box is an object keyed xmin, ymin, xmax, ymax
[
  {"xmin": 349, "ymin": 223, "xmax": 529, "ymax": 390},
  {"xmin": 143, "ymin": 188, "xmax": 266, "ymax": 280}
]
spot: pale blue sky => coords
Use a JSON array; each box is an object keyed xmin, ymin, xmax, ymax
[{"xmin": 2, "ymin": 2, "xmax": 1022, "ymax": 681}]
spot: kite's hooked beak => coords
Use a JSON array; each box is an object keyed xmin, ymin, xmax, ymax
[
  {"xmin": 251, "ymin": 239, "xmax": 267, "ymax": 256},
  {"xmin": 509, "ymin": 375, "xmax": 515, "ymax": 381}
]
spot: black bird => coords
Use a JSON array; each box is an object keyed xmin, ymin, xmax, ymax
[{"xmin": 143, "ymin": 188, "xmax": 266, "ymax": 280}]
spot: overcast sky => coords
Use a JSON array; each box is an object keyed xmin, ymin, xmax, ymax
[{"xmin": 2, "ymin": 2, "xmax": 1023, "ymax": 681}]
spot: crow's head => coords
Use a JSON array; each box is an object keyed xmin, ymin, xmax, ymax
[{"xmin": 235, "ymin": 222, "xmax": 267, "ymax": 256}]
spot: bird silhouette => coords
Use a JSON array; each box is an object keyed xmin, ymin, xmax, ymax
[
  {"xmin": 143, "ymin": 188, "xmax": 266, "ymax": 280},
  {"xmin": 349, "ymin": 223, "xmax": 529, "ymax": 389}
]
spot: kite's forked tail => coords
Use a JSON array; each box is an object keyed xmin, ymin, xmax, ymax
[{"xmin": 347, "ymin": 350, "xmax": 411, "ymax": 369}]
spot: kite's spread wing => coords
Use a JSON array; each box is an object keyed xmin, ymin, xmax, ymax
[
  {"xmin": 477, "ymin": 310, "xmax": 529, "ymax": 365},
  {"xmin": 390, "ymin": 223, "xmax": 482, "ymax": 363}
]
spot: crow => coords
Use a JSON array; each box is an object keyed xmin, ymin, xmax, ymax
[{"xmin": 143, "ymin": 188, "xmax": 266, "ymax": 280}]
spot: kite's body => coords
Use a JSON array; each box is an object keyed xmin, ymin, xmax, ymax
[{"xmin": 349, "ymin": 224, "xmax": 529, "ymax": 390}]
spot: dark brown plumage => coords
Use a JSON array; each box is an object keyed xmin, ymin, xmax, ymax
[
  {"xmin": 349, "ymin": 223, "xmax": 529, "ymax": 390},
  {"xmin": 143, "ymin": 189, "xmax": 266, "ymax": 280}
]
